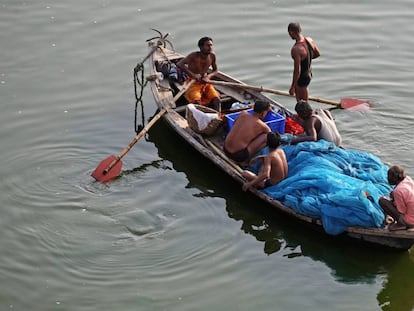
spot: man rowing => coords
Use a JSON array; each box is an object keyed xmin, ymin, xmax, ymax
[{"xmin": 177, "ymin": 37, "xmax": 224, "ymax": 112}]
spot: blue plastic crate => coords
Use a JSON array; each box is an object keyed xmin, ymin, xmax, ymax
[{"xmin": 225, "ymin": 109, "xmax": 286, "ymax": 134}]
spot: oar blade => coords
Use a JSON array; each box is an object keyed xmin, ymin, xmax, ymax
[
  {"xmin": 91, "ymin": 155, "xmax": 123, "ymax": 183},
  {"xmin": 340, "ymin": 98, "xmax": 371, "ymax": 111}
]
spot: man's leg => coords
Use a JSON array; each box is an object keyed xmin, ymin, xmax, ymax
[
  {"xmin": 247, "ymin": 133, "xmax": 268, "ymax": 157},
  {"xmin": 379, "ymin": 197, "xmax": 400, "ymax": 220},
  {"xmin": 295, "ymin": 85, "xmax": 308, "ymax": 102}
]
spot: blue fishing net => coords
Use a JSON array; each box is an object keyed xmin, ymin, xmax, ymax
[{"xmin": 256, "ymin": 140, "xmax": 391, "ymax": 235}]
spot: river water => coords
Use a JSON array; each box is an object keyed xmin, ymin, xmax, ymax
[{"xmin": 1, "ymin": 0, "xmax": 414, "ymax": 310}]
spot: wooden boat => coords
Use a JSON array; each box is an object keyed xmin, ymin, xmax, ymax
[{"xmin": 145, "ymin": 37, "xmax": 414, "ymax": 251}]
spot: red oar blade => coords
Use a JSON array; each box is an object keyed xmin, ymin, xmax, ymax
[
  {"xmin": 340, "ymin": 98, "xmax": 371, "ymax": 111},
  {"xmin": 91, "ymin": 155, "xmax": 123, "ymax": 183}
]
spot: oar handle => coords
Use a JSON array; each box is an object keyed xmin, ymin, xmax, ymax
[
  {"xmin": 209, "ymin": 80, "xmax": 340, "ymax": 107},
  {"xmin": 105, "ymin": 80, "xmax": 195, "ymax": 173},
  {"xmin": 307, "ymin": 95, "xmax": 340, "ymax": 107},
  {"xmin": 204, "ymin": 139, "xmax": 245, "ymax": 176}
]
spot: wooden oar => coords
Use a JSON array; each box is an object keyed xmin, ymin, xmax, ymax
[
  {"xmin": 92, "ymin": 79, "xmax": 195, "ymax": 183},
  {"xmin": 209, "ymin": 80, "xmax": 371, "ymax": 110},
  {"xmin": 204, "ymin": 139, "xmax": 244, "ymax": 175}
]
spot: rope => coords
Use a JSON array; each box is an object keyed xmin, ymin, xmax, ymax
[
  {"xmin": 132, "ymin": 29, "xmax": 176, "ymax": 134},
  {"xmin": 134, "ymin": 66, "xmax": 146, "ymax": 134}
]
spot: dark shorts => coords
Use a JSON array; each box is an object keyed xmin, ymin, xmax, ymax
[
  {"xmin": 264, "ymin": 178, "xmax": 273, "ymax": 188},
  {"xmin": 224, "ymin": 146, "xmax": 249, "ymax": 163},
  {"xmin": 297, "ymin": 74, "xmax": 311, "ymax": 87}
]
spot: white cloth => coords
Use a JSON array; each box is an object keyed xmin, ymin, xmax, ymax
[
  {"xmin": 314, "ymin": 108, "xmax": 342, "ymax": 146},
  {"xmin": 186, "ymin": 104, "xmax": 219, "ymax": 130}
]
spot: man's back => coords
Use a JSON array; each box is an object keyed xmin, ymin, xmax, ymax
[
  {"xmin": 268, "ymin": 149, "xmax": 288, "ymax": 184},
  {"xmin": 224, "ymin": 112, "xmax": 269, "ymax": 153}
]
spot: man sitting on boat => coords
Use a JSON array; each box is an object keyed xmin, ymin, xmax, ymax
[
  {"xmin": 241, "ymin": 132, "xmax": 288, "ymax": 191},
  {"xmin": 289, "ymin": 100, "xmax": 342, "ymax": 147},
  {"xmin": 379, "ymin": 165, "xmax": 414, "ymax": 231},
  {"xmin": 223, "ymin": 101, "xmax": 272, "ymax": 164},
  {"xmin": 177, "ymin": 37, "xmax": 225, "ymax": 112}
]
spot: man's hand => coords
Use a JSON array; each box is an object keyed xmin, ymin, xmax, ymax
[
  {"xmin": 289, "ymin": 85, "xmax": 295, "ymax": 96},
  {"xmin": 193, "ymin": 73, "xmax": 203, "ymax": 81},
  {"xmin": 201, "ymin": 73, "xmax": 210, "ymax": 83},
  {"xmin": 242, "ymin": 182, "xmax": 252, "ymax": 192}
]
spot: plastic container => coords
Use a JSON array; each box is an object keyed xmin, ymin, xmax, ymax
[
  {"xmin": 230, "ymin": 102, "xmax": 250, "ymax": 109},
  {"xmin": 225, "ymin": 109, "xmax": 286, "ymax": 134}
]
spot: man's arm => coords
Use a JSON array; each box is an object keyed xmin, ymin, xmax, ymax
[
  {"xmin": 177, "ymin": 53, "xmax": 202, "ymax": 80},
  {"xmin": 393, "ymin": 189, "xmax": 407, "ymax": 214},
  {"xmin": 204, "ymin": 53, "xmax": 219, "ymax": 81},
  {"xmin": 242, "ymin": 157, "xmax": 271, "ymax": 191},
  {"xmin": 291, "ymin": 118, "xmax": 318, "ymax": 144},
  {"xmin": 306, "ymin": 37, "xmax": 320, "ymax": 59}
]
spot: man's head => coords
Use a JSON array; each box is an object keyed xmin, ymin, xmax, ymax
[
  {"xmin": 387, "ymin": 165, "xmax": 406, "ymax": 185},
  {"xmin": 267, "ymin": 132, "xmax": 281, "ymax": 149},
  {"xmin": 198, "ymin": 37, "xmax": 214, "ymax": 54},
  {"xmin": 288, "ymin": 22, "xmax": 301, "ymax": 39},
  {"xmin": 295, "ymin": 100, "xmax": 313, "ymax": 120},
  {"xmin": 253, "ymin": 101, "xmax": 271, "ymax": 117}
]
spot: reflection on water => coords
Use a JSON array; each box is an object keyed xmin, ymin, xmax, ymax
[
  {"xmin": 377, "ymin": 252, "xmax": 414, "ymax": 311},
  {"xmin": 147, "ymin": 115, "xmax": 414, "ymax": 311}
]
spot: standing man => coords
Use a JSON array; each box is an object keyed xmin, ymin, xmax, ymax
[
  {"xmin": 288, "ymin": 22, "xmax": 320, "ymax": 101},
  {"xmin": 177, "ymin": 37, "xmax": 223, "ymax": 112}
]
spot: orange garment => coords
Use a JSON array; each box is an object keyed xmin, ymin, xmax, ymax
[
  {"xmin": 393, "ymin": 176, "xmax": 414, "ymax": 225},
  {"xmin": 185, "ymin": 78, "xmax": 220, "ymax": 106}
]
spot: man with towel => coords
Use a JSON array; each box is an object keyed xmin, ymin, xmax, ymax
[{"xmin": 290, "ymin": 100, "xmax": 342, "ymax": 147}]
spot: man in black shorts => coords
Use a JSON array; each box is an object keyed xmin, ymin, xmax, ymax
[
  {"xmin": 224, "ymin": 101, "xmax": 272, "ymax": 164},
  {"xmin": 288, "ymin": 22, "xmax": 320, "ymax": 101}
]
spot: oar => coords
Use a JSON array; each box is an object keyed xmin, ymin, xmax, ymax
[
  {"xmin": 92, "ymin": 79, "xmax": 195, "ymax": 183},
  {"xmin": 209, "ymin": 80, "xmax": 371, "ymax": 110}
]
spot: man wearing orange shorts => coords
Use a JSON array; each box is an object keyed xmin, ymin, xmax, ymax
[{"xmin": 177, "ymin": 37, "xmax": 224, "ymax": 112}]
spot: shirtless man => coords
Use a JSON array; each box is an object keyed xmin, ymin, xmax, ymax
[
  {"xmin": 242, "ymin": 132, "xmax": 288, "ymax": 191},
  {"xmin": 177, "ymin": 37, "xmax": 224, "ymax": 111},
  {"xmin": 224, "ymin": 101, "xmax": 272, "ymax": 164},
  {"xmin": 288, "ymin": 22, "xmax": 320, "ymax": 102},
  {"xmin": 291, "ymin": 100, "xmax": 342, "ymax": 147}
]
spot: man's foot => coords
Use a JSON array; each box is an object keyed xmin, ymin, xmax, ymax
[{"xmin": 385, "ymin": 215, "xmax": 395, "ymax": 225}]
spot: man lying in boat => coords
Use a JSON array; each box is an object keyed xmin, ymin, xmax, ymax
[
  {"xmin": 177, "ymin": 37, "xmax": 227, "ymax": 112},
  {"xmin": 241, "ymin": 132, "xmax": 288, "ymax": 191},
  {"xmin": 379, "ymin": 165, "xmax": 414, "ymax": 231},
  {"xmin": 223, "ymin": 101, "xmax": 272, "ymax": 164},
  {"xmin": 288, "ymin": 100, "xmax": 342, "ymax": 147}
]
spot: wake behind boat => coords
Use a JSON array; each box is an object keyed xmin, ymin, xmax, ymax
[{"xmin": 140, "ymin": 34, "xmax": 414, "ymax": 251}]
